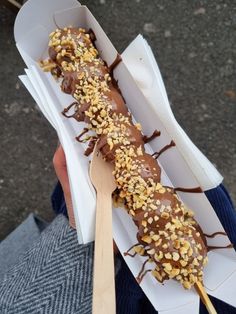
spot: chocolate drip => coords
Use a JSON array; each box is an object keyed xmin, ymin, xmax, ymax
[
  {"xmin": 204, "ymin": 231, "xmax": 233, "ymax": 251},
  {"xmin": 84, "ymin": 137, "xmax": 97, "ymax": 156},
  {"xmin": 163, "ymin": 185, "xmax": 203, "ymax": 194},
  {"xmin": 174, "ymin": 187, "xmax": 203, "ymax": 193},
  {"xmin": 108, "ymin": 53, "xmax": 122, "ymax": 73},
  {"xmin": 51, "ymin": 65, "xmax": 61, "ymax": 78},
  {"xmin": 204, "ymin": 231, "xmax": 227, "ymax": 238},
  {"xmin": 110, "ymin": 77, "xmax": 126, "ymax": 103},
  {"xmin": 124, "ymin": 251, "xmax": 137, "ymax": 257},
  {"xmin": 86, "ymin": 28, "xmax": 96, "ymax": 42},
  {"xmin": 62, "ymin": 102, "xmax": 78, "ymax": 118},
  {"xmin": 75, "ymin": 128, "xmax": 89, "ymax": 143},
  {"xmin": 52, "ymin": 14, "xmax": 63, "ymax": 32},
  {"xmin": 124, "ymin": 243, "xmax": 139, "ymax": 257},
  {"xmin": 136, "ymin": 258, "xmax": 150, "ymax": 284},
  {"xmin": 152, "ymin": 140, "xmax": 176, "ymax": 159},
  {"xmin": 137, "ymin": 269, "xmax": 152, "ymax": 284},
  {"xmin": 207, "ymin": 243, "xmax": 233, "ymax": 251},
  {"xmin": 143, "ymin": 130, "xmax": 161, "ymax": 143}
]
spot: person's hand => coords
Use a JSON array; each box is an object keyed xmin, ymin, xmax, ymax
[
  {"xmin": 53, "ymin": 144, "xmax": 76, "ymax": 229},
  {"xmin": 53, "ymin": 144, "xmax": 119, "ymax": 253}
]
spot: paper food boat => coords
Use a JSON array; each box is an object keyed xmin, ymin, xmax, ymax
[{"xmin": 14, "ymin": 0, "xmax": 236, "ymax": 312}]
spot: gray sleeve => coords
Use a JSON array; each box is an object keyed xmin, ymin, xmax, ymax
[
  {"xmin": 0, "ymin": 213, "xmax": 47, "ymax": 279},
  {"xmin": 0, "ymin": 214, "xmax": 94, "ymax": 314}
]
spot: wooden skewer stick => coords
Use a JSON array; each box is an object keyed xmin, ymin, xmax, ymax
[
  {"xmin": 195, "ymin": 282, "xmax": 217, "ymax": 314},
  {"xmin": 7, "ymin": 0, "xmax": 22, "ymax": 9}
]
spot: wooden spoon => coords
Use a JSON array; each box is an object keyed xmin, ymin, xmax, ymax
[{"xmin": 90, "ymin": 142, "xmax": 117, "ymax": 314}]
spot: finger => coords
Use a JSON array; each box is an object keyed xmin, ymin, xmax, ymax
[
  {"xmin": 53, "ymin": 145, "xmax": 76, "ymax": 229},
  {"xmin": 53, "ymin": 146, "xmax": 69, "ymax": 193},
  {"xmin": 64, "ymin": 193, "xmax": 76, "ymax": 229}
]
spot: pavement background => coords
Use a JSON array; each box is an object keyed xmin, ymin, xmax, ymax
[{"xmin": 0, "ymin": 0, "xmax": 235, "ymax": 240}]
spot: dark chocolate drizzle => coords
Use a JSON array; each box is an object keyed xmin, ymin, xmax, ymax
[
  {"xmin": 84, "ymin": 137, "xmax": 97, "ymax": 156},
  {"xmin": 62, "ymin": 102, "xmax": 78, "ymax": 118},
  {"xmin": 174, "ymin": 186, "xmax": 203, "ymax": 193},
  {"xmin": 52, "ymin": 13, "xmax": 62, "ymax": 31},
  {"xmin": 136, "ymin": 258, "xmax": 150, "ymax": 284},
  {"xmin": 143, "ymin": 130, "xmax": 161, "ymax": 143},
  {"xmin": 152, "ymin": 140, "xmax": 176, "ymax": 159},
  {"xmin": 203, "ymin": 231, "xmax": 233, "ymax": 251},
  {"xmin": 108, "ymin": 53, "xmax": 122, "ymax": 74},
  {"xmin": 87, "ymin": 28, "xmax": 96, "ymax": 42},
  {"xmin": 137, "ymin": 269, "xmax": 152, "ymax": 284},
  {"xmin": 207, "ymin": 243, "xmax": 233, "ymax": 251},
  {"xmin": 159, "ymin": 185, "xmax": 202, "ymax": 194},
  {"xmin": 123, "ymin": 243, "xmax": 139, "ymax": 257},
  {"xmin": 75, "ymin": 128, "xmax": 89, "ymax": 143},
  {"xmin": 204, "ymin": 231, "xmax": 227, "ymax": 238}
]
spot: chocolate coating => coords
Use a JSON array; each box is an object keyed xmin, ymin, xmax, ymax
[
  {"xmin": 98, "ymin": 123, "xmax": 144, "ymax": 162},
  {"xmin": 48, "ymin": 46, "xmax": 58, "ymax": 62},
  {"xmin": 74, "ymin": 102, "xmax": 91, "ymax": 122},
  {"xmin": 63, "ymin": 86, "xmax": 130, "ymax": 123},
  {"xmin": 61, "ymin": 61, "xmax": 107, "ymax": 94},
  {"xmin": 105, "ymin": 85, "xmax": 130, "ymax": 118},
  {"xmin": 61, "ymin": 71, "xmax": 76, "ymax": 94},
  {"xmin": 49, "ymin": 28, "xmax": 94, "ymax": 65},
  {"xmin": 131, "ymin": 153, "xmax": 161, "ymax": 183},
  {"xmin": 43, "ymin": 27, "xmax": 209, "ymax": 289}
]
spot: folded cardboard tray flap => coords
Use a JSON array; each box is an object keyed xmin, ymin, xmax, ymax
[
  {"xmin": 122, "ymin": 34, "xmax": 223, "ymax": 191},
  {"xmin": 14, "ymin": 0, "xmax": 81, "ymax": 43}
]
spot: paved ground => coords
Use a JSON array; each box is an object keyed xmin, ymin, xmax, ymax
[{"xmin": 0, "ymin": 0, "xmax": 235, "ymax": 240}]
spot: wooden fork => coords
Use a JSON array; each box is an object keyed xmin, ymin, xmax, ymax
[
  {"xmin": 90, "ymin": 142, "xmax": 117, "ymax": 314},
  {"xmin": 89, "ymin": 144, "xmax": 216, "ymax": 314}
]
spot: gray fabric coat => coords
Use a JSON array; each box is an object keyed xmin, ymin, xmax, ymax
[{"xmin": 0, "ymin": 215, "xmax": 94, "ymax": 314}]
